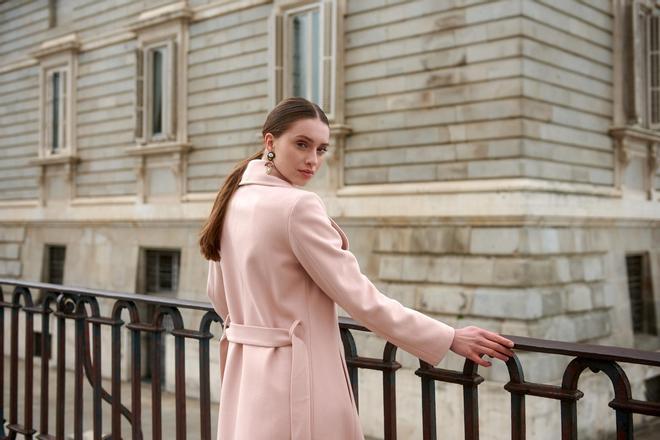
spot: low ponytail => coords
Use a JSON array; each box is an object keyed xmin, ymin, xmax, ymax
[{"xmin": 198, "ymin": 149, "xmax": 263, "ymax": 261}]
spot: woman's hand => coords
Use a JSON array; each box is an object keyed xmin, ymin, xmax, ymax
[{"xmin": 449, "ymin": 326, "xmax": 515, "ymax": 367}]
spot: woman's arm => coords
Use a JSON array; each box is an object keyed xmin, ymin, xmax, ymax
[{"xmin": 288, "ymin": 192, "xmax": 456, "ymax": 366}]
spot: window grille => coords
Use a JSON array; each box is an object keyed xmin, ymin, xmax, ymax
[
  {"xmin": 146, "ymin": 249, "xmax": 180, "ymax": 293},
  {"xmin": 625, "ymin": 254, "xmax": 657, "ymax": 335}
]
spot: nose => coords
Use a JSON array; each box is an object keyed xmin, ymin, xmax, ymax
[{"xmin": 305, "ymin": 150, "xmax": 318, "ymax": 168}]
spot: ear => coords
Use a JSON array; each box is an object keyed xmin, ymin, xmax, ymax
[{"xmin": 264, "ymin": 132, "xmax": 274, "ymax": 150}]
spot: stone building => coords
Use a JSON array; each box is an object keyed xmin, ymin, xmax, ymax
[{"xmin": 0, "ymin": 0, "xmax": 658, "ymax": 438}]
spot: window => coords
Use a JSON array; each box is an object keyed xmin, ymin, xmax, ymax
[
  {"xmin": 45, "ymin": 68, "xmax": 67, "ymax": 155},
  {"xmin": 31, "ymin": 34, "xmax": 79, "ymax": 162},
  {"xmin": 135, "ymin": 40, "xmax": 177, "ymax": 144},
  {"xmin": 625, "ymin": 254, "xmax": 657, "ymax": 335},
  {"xmin": 37, "ymin": 244, "xmax": 66, "ymax": 305},
  {"xmin": 44, "ymin": 244, "xmax": 66, "ymax": 285},
  {"xmin": 127, "ymin": 3, "xmax": 192, "ymax": 201},
  {"xmin": 619, "ymin": 1, "xmax": 660, "ymax": 129},
  {"xmin": 646, "ymin": 11, "xmax": 660, "ymax": 129},
  {"xmin": 145, "ymin": 249, "xmax": 180, "ymax": 293},
  {"xmin": 288, "ymin": 5, "xmax": 321, "ymax": 104},
  {"xmin": 270, "ymin": 0, "xmax": 342, "ymax": 120}
]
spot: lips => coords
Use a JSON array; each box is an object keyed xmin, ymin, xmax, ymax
[{"xmin": 299, "ymin": 169, "xmax": 314, "ymax": 177}]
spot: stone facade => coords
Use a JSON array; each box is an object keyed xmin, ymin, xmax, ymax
[{"xmin": 1, "ymin": 1, "xmax": 659, "ymax": 439}]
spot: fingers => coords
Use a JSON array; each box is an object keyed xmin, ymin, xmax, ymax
[
  {"xmin": 469, "ymin": 353, "xmax": 492, "ymax": 367},
  {"xmin": 482, "ymin": 329, "xmax": 515, "ymax": 350},
  {"xmin": 480, "ymin": 337, "xmax": 515, "ymax": 359}
]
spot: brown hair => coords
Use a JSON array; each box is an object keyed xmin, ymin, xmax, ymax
[{"xmin": 198, "ymin": 97, "xmax": 329, "ymax": 261}]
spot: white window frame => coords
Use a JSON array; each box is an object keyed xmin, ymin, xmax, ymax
[
  {"xmin": 36, "ymin": 51, "xmax": 77, "ymax": 160},
  {"xmin": 645, "ymin": 9, "xmax": 660, "ymax": 130},
  {"xmin": 283, "ymin": 3, "xmax": 323, "ymax": 106},
  {"xmin": 269, "ymin": 0, "xmax": 342, "ymax": 122},
  {"xmin": 137, "ymin": 38, "xmax": 177, "ymax": 145},
  {"xmin": 44, "ymin": 66, "xmax": 69, "ymax": 155}
]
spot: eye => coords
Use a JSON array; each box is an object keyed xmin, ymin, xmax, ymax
[
  {"xmin": 297, "ymin": 141, "xmax": 307, "ymax": 149},
  {"xmin": 318, "ymin": 147, "xmax": 328, "ymax": 155}
]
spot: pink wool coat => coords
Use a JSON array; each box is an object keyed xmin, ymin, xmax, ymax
[{"xmin": 206, "ymin": 158, "xmax": 456, "ymax": 440}]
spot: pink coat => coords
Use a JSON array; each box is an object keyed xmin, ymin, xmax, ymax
[{"xmin": 206, "ymin": 158, "xmax": 455, "ymax": 439}]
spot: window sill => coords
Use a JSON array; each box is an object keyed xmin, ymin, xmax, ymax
[
  {"xmin": 609, "ymin": 125, "xmax": 660, "ymax": 143},
  {"xmin": 29, "ymin": 154, "xmax": 80, "ymax": 166},
  {"xmin": 125, "ymin": 142, "xmax": 192, "ymax": 157}
]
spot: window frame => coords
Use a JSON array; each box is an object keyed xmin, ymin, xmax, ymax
[
  {"xmin": 283, "ymin": 3, "xmax": 323, "ymax": 106},
  {"xmin": 137, "ymin": 38, "xmax": 177, "ymax": 145},
  {"xmin": 44, "ymin": 66, "xmax": 68, "ymax": 155},
  {"xmin": 34, "ymin": 45, "xmax": 78, "ymax": 161},
  {"xmin": 269, "ymin": 0, "xmax": 342, "ymax": 122}
]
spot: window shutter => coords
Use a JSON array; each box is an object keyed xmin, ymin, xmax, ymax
[
  {"xmin": 322, "ymin": 0, "xmax": 333, "ymax": 112},
  {"xmin": 274, "ymin": 13, "xmax": 284, "ymax": 104},
  {"xmin": 168, "ymin": 40, "xmax": 177, "ymax": 140},
  {"xmin": 60, "ymin": 69, "xmax": 67, "ymax": 150},
  {"xmin": 45, "ymin": 71, "xmax": 53, "ymax": 154},
  {"xmin": 135, "ymin": 47, "xmax": 145, "ymax": 142},
  {"xmin": 649, "ymin": 13, "xmax": 660, "ymax": 129}
]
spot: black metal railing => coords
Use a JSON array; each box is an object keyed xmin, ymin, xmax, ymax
[{"xmin": 0, "ymin": 279, "xmax": 658, "ymax": 439}]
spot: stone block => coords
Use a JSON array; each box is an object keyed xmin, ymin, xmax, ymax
[
  {"xmin": 387, "ymin": 163, "xmax": 437, "ymax": 183},
  {"xmin": 0, "ymin": 260, "xmax": 21, "ymax": 277},
  {"xmin": 417, "ymin": 285, "xmax": 471, "ymax": 315},
  {"xmin": 0, "ymin": 226, "xmax": 26, "ymax": 242},
  {"xmin": 460, "ymin": 257, "xmax": 494, "ymax": 285},
  {"xmin": 401, "ymin": 255, "xmax": 431, "ymax": 281},
  {"xmin": 524, "ymin": 228, "xmax": 561, "ymax": 254},
  {"xmin": 436, "ymin": 161, "xmax": 468, "ymax": 180},
  {"xmin": 0, "ymin": 243, "xmax": 20, "ymax": 259},
  {"xmin": 492, "ymin": 259, "xmax": 527, "ymax": 286},
  {"xmin": 470, "ymin": 227, "xmax": 521, "ymax": 254},
  {"xmin": 467, "ymin": 158, "xmax": 523, "ymax": 178},
  {"xmin": 525, "ymin": 259, "xmax": 556, "ymax": 285},
  {"xmin": 582, "ymin": 255, "xmax": 604, "ymax": 281},
  {"xmin": 427, "ymin": 256, "xmax": 462, "ymax": 283},
  {"xmin": 564, "ymin": 283, "xmax": 593, "ymax": 312},
  {"xmin": 377, "ymin": 255, "xmax": 403, "ymax": 280},
  {"xmin": 410, "ymin": 227, "xmax": 469, "ymax": 254},
  {"xmin": 471, "ymin": 288, "xmax": 540, "ymax": 319},
  {"xmin": 376, "ymin": 228, "xmax": 412, "ymax": 252},
  {"xmin": 554, "ymin": 257, "xmax": 572, "ymax": 283},
  {"xmin": 573, "ymin": 310, "xmax": 611, "ymax": 341}
]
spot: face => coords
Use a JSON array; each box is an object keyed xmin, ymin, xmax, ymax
[{"xmin": 263, "ymin": 117, "xmax": 330, "ymax": 186}]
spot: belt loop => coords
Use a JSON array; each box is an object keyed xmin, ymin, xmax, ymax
[
  {"xmin": 288, "ymin": 319, "xmax": 301, "ymax": 339},
  {"xmin": 222, "ymin": 313, "xmax": 231, "ymax": 333}
]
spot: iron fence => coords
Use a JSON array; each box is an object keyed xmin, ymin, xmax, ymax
[{"xmin": 0, "ymin": 279, "xmax": 658, "ymax": 439}]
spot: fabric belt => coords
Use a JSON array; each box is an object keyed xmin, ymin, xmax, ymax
[{"xmin": 220, "ymin": 314, "xmax": 311, "ymax": 439}]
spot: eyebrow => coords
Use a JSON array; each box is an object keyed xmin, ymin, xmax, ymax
[{"xmin": 295, "ymin": 135, "xmax": 329, "ymax": 148}]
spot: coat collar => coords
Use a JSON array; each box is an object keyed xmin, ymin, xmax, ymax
[{"xmin": 238, "ymin": 159, "xmax": 296, "ymax": 188}]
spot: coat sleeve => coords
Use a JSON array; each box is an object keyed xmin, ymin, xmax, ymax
[
  {"xmin": 287, "ymin": 192, "xmax": 455, "ymax": 366},
  {"xmin": 207, "ymin": 259, "xmax": 229, "ymax": 322}
]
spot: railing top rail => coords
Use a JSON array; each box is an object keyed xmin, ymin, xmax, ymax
[
  {"xmin": 2, "ymin": 278, "xmax": 659, "ymax": 367},
  {"xmin": 502, "ymin": 334, "xmax": 660, "ymax": 367},
  {"xmin": 0, "ymin": 278, "xmax": 212, "ymax": 311}
]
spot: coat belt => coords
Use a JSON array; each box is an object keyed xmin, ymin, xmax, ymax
[{"xmin": 220, "ymin": 314, "xmax": 312, "ymax": 439}]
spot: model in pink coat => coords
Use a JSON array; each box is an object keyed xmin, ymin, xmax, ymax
[{"xmin": 200, "ymin": 97, "xmax": 514, "ymax": 440}]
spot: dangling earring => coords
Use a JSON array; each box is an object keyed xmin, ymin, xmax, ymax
[{"xmin": 265, "ymin": 150, "xmax": 275, "ymax": 175}]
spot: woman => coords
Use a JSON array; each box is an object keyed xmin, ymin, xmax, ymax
[{"xmin": 199, "ymin": 97, "xmax": 514, "ymax": 440}]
